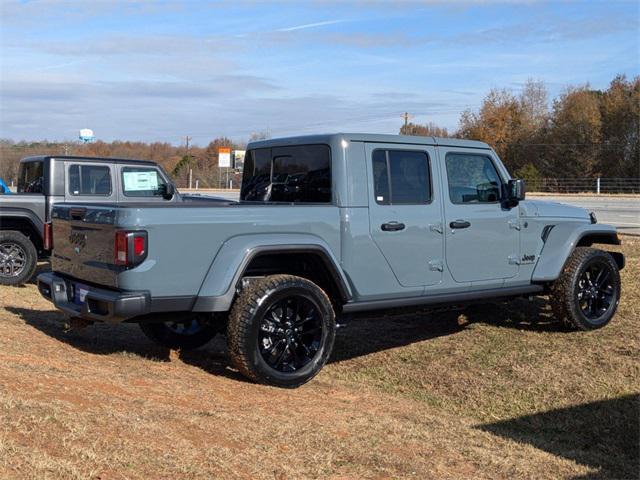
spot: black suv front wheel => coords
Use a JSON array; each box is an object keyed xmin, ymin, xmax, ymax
[{"xmin": 227, "ymin": 275, "xmax": 336, "ymax": 388}]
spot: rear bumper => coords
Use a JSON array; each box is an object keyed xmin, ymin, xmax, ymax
[{"xmin": 37, "ymin": 272, "xmax": 150, "ymax": 323}]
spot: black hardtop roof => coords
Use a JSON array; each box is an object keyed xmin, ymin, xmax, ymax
[{"xmin": 20, "ymin": 155, "xmax": 158, "ymax": 166}]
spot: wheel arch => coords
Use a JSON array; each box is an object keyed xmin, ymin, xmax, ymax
[
  {"xmin": 241, "ymin": 249, "xmax": 351, "ymax": 305},
  {"xmin": 532, "ymin": 223, "xmax": 622, "ymax": 283},
  {"xmin": 0, "ymin": 213, "xmax": 44, "ymax": 252},
  {"xmin": 193, "ymin": 234, "xmax": 352, "ymax": 312}
]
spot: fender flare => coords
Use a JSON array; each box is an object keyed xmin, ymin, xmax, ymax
[
  {"xmin": 532, "ymin": 223, "xmax": 620, "ymax": 282},
  {"xmin": 193, "ymin": 233, "xmax": 352, "ymax": 312},
  {"xmin": 0, "ymin": 208, "xmax": 44, "ymax": 238}
]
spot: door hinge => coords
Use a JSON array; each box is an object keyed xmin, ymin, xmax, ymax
[
  {"xmin": 508, "ymin": 254, "xmax": 520, "ymax": 265},
  {"xmin": 429, "ymin": 260, "xmax": 444, "ymax": 272},
  {"xmin": 508, "ymin": 219, "xmax": 521, "ymax": 231},
  {"xmin": 429, "ymin": 223, "xmax": 443, "ymax": 234}
]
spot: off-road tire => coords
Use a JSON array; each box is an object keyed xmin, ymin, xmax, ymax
[
  {"xmin": 550, "ymin": 247, "xmax": 620, "ymax": 330},
  {"xmin": 139, "ymin": 318, "xmax": 218, "ymax": 350},
  {"xmin": 0, "ymin": 230, "xmax": 37, "ymax": 286},
  {"xmin": 227, "ymin": 274, "xmax": 336, "ymax": 388}
]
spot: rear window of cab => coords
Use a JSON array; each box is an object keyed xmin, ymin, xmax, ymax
[{"xmin": 240, "ymin": 144, "xmax": 331, "ymax": 203}]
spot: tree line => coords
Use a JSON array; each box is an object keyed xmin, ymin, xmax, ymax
[
  {"xmin": 1, "ymin": 75, "xmax": 637, "ymax": 187},
  {"xmin": 401, "ymin": 74, "xmax": 639, "ymax": 180},
  {"xmin": 0, "ymin": 134, "xmax": 263, "ymax": 188}
]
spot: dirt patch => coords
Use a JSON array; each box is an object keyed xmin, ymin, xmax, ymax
[{"xmin": 1, "ymin": 240, "xmax": 638, "ymax": 478}]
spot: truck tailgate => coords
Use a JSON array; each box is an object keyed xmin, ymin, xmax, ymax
[{"xmin": 51, "ymin": 205, "xmax": 120, "ymax": 287}]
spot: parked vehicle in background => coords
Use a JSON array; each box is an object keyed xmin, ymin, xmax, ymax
[
  {"xmin": 0, "ymin": 155, "xmax": 230, "ymax": 286},
  {"xmin": 0, "ymin": 178, "xmax": 11, "ymax": 194},
  {"xmin": 38, "ymin": 134, "xmax": 624, "ymax": 388}
]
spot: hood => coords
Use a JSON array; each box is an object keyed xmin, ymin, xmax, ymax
[{"xmin": 520, "ymin": 199, "xmax": 590, "ymax": 221}]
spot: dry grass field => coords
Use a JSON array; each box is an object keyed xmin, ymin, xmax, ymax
[{"xmin": 0, "ymin": 239, "xmax": 638, "ymax": 479}]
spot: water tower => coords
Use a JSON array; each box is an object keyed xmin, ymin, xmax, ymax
[{"xmin": 79, "ymin": 128, "xmax": 95, "ymax": 143}]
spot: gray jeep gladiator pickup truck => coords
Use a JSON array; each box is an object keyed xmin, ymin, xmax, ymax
[
  {"xmin": 38, "ymin": 134, "xmax": 624, "ymax": 387},
  {"xmin": 0, "ymin": 155, "xmax": 226, "ymax": 286}
]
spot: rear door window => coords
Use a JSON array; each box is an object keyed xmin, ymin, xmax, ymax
[
  {"xmin": 372, "ymin": 149, "xmax": 431, "ymax": 205},
  {"xmin": 240, "ymin": 145, "xmax": 331, "ymax": 203},
  {"xmin": 122, "ymin": 167, "xmax": 167, "ymax": 197},
  {"xmin": 68, "ymin": 164, "xmax": 112, "ymax": 196}
]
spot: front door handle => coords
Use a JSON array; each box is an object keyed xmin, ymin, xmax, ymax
[
  {"xmin": 449, "ymin": 220, "xmax": 471, "ymax": 229},
  {"xmin": 381, "ymin": 221, "xmax": 405, "ymax": 232}
]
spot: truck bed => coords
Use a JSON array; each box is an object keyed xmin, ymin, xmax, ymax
[{"xmin": 50, "ymin": 201, "xmax": 341, "ymax": 296}]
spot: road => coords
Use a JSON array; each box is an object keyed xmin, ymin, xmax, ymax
[
  {"xmin": 189, "ymin": 190, "xmax": 640, "ymax": 235},
  {"xmin": 528, "ymin": 195, "xmax": 640, "ymax": 235}
]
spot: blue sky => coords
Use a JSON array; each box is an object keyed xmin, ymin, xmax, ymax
[{"xmin": 1, "ymin": 0, "xmax": 638, "ymax": 145}]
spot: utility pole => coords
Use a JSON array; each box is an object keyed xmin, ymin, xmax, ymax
[
  {"xmin": 184, "ymin": 136, "xmax": 192, "ymax": 189},
  {"xmin": 401, "ymin": 112, "xmax": 413, "ymax": 128},
  {"xmin": 402, "ymin": 112, "xmax": 409, "ymax": 127},
  {"xmin": 184, "ymin": 135, "xmax": 192, "ymax": 157}
]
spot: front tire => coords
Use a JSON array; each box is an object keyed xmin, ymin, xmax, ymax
[
  {"xmin": 227, "ymin": 275, "xmax": 336, "ymax": 388},
  {"xmin": 139, "ymin": 316, "xmax": 218, "ymax": 350},
  {"xmin": 0, "ymin": 231, "xmax": 37, "ymax": 286},
  {"xmin": 550, "ymin": 247, "xmax": 621, "ymax": 330}
]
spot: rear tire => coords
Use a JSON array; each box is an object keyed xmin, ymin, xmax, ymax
[
  {"xmin": 0, "ymin": 231, "xmax": 37, "ymax": 286},
  {"xmin": 550, "ymin": 247, "xmax": 621, "ymax": 330},
  {"xmin": 227, "ymin": 275, "xmax": 336, "ymax": 388},
  {"xmin": 139, "ymin": 316, "xmax": 218, "ymax": 350}
]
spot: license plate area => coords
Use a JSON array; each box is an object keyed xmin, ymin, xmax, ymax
[{"xmin": 72, "ymin": 283, "xmax": 90, "ymax": 306}]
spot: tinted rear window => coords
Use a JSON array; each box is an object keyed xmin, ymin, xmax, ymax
[
  {"xmin": 18, "ymin": 161, "xmax": 44, "ymax": 193},
  {"xmin": 69, "ymin": 165, "xmax": 112, "ymax": 196},
  {"xmin": 241, "ymin": 145, "xmax": 331, "ymax": 203}
]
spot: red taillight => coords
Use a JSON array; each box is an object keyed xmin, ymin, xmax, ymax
[
  {"xmin": 133, "ymin": 235, "xmax": 146, "ymax": 256},
  {"xmin": 43, "ymin": 222, "xmax": 53, "ymax": 250},
  {"xmin": 115, "ymin": 230, "xmax": 148, "ymax": 267}
]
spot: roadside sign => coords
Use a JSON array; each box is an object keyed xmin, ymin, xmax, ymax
[
  {"xmin": 218, "ymin": 147, "xmax": 231, "ymax": 168},
  {"xmin": 233, "ymin": 150, "xmax": 246, "ymax": 171}
]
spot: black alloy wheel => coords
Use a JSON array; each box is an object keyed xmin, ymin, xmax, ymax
[
  {"xmin": 550, "ymin": 247, "xmax": 621, "ymax": 330},
  {"xmin": 227, "ymin": 274, "xmax": 336, "ymax": 388},
  {"xmin": 575, "ymin": 258, "xmax": 618, "ymax": 325},
  {"xmin": 258, "ymin": 295, "xmax": 324, "ymax": 373}
]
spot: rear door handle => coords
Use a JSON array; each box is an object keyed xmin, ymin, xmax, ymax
[
  {"xmin": 449, "ymin": 220, "xmax": 471, "ymax": 229},
  {"xmin": 381, "ymin": 221, "xmax": 405, "ymax": 232}
]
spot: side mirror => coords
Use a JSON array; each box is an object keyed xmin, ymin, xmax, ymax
[
  {"xmin": 160, "ymin": 183, "xmax": 175, "ymax": 200},
  {"xmin": 504, "ymin": 179, "xmax": 525, "ymax": 207},
  {"xmin": 509, "ymin": 179, "xmax": 526, "ymax": 200}
]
